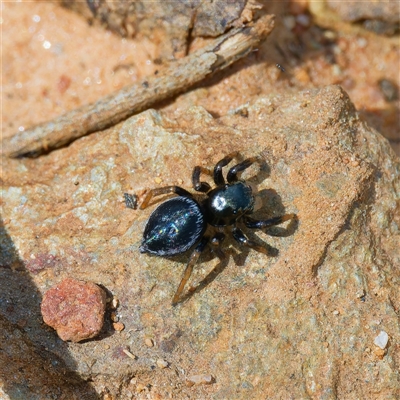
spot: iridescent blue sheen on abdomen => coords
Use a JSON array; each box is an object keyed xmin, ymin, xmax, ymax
[{"xmin": 140, "ymin": 197, "xmax": 206, "ymax": 256}]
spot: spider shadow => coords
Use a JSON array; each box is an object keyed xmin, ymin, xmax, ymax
[
  {"xmin": 251, "ymin": 188, "xmax": 298, "ymax": 237},
  {"xmin": 175, "ymin": 233, "xmax": 278, "ymax": 306},
  {"xmin": 246, "ymin": 157, "xmax": 271, "ymax": 186},
  {"xmin": 177, "ymin": 248, "xmax": 231, "ymax": 304}
]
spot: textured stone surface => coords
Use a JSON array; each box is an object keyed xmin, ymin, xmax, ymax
[
  {"xmin": 327, "ymin": 0, "xmax": 400, "ymax": 24},
  {"xmin": 1, "ymin": 84, "xmax": 399, "ymax": 398},
  {"xmin": 1, "ymin": 2, "xmax": 399, "ymax": 398},
  {"xmin": 0, "ymin": 315, "xmax": 99, "ymax": 399},
  {"xmin": 41, "ymin": 278, "xmax": 107, "ymax": 342},
  {"xmin": 61, "ymin": 0, "xmax": 248, "ymax": 58},
  {"xmin": 3, "ymin": 2, "xmax": 399, "ymax": 155}
]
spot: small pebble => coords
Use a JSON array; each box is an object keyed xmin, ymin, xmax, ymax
[
  {"xmin": 41, "ymin": 278, "xmax": 106, "ymax": 342},
  {"xmin": 113, "ymin": 322, "xmax": 125, "ymax": 331},
  {"xmin": 373, "ymin": 347, "xmax": 386, "ymax": 359},
  {"xmin": 332, "ymin": 310, "xmax": 340, "ymax": 315},
  {"xmin": 110, "ymin": 311, "xmax": 119, "ymax": 322},
  {"xmin": 111, "ymin": 297, "xmax": 119, "ymax": 309},
  {"xmin": 374, "ymin": 330, "xmax": 389, "ymax": 349},
  {"xmin": 122, "ymin": 349, "xmax": 137, "ymax": 360},
  {"xmin": 186, "ymin": 374, "xmax": 214, "ymax": 387},
  {"xmin": 145, "ymin": 338, "xmax": 154, "ymax": 347},
  {"xmin": 323, "ymin": 30, "xmax": 337, "ymax": 40},
  {"xmin": 332, "ymin": 64, "xmax": 342, "ymax": 77},
  {"xmin": 156, "ymin": 359, "xmax": 169, "ymax": 369},
  {"xmin": 378, "ymin": 78, "xmax": 399, "ymax": 102},
  {"xmin": 355, "ymin": 289, "xmax": 365, "ymax": 298}
]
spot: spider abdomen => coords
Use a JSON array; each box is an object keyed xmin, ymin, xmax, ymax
[
  {"xmin": 206, "ymin": 181, "xmax": 254, "ymax": 226},
  {"xmin": 140, "ymin": 197, "xmax": 206, "ymax": 256}
]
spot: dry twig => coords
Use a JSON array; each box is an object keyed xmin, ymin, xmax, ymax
[{"xmin": 2, "ymin": 15, "xmax": 274, "ymax": 158}]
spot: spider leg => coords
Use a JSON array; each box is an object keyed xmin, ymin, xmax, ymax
[
  {"xmin": 209, "ymin": 232, "xmax": 226, "ymax": 260},
  {"xmin": 243, "ymin": 214, "xmax": 295, "ymax": 229},
  {"xmin": 138, "ymin": 186, "xmax": 192, "ymax": 210},
  {"xmin": 232, "ymin": 227, "xmax": 269, "ymax": 255},
  {"xmin": 172, "ymin": 237, "xmax": 208, "ymax": 306},
  {"xmin": 213, "ymin": 151, "xmax": 239, "ymax": 186},
  {"xmin": 185, "ymin": 232, "xmax": 226, "ymax": 295},
  {"xmin": 192, "ymin": 166, "xmax": 212, "ymax": 193},
  {"xmin": 227, "ymin": 157, "xmax": 258, "ymax": 183}
]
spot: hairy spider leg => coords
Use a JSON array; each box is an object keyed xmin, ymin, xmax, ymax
[
  {"xmin": 243, "ymin": 214, "xmax": 295, "ymax": 229},
  {"xmin": 192, "ymin": 166, "xmax": 213, "ymax": 193},
  {"xmin": 227, "ymin": 157, "xmax": 258, "ymax": 183},
  {"xmin": 231, "ymin": 227, "xmax": 270, "ymax": 255},
  {"xmin": 213, "ymin": 151, "xmax": 240, "ymax": 186},
  {"xmin": 139, "ymin": 186, "xmax": 192, "ymax": 210},
  {"xmin": 172, "ymin": 237, "xmax": 208, "ymax": 305}
]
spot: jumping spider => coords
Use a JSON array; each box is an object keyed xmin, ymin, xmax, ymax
[{"xmin": 125, "ymin": 152, "xmax": 295, "ymax": 305}]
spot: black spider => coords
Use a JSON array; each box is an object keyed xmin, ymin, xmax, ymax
[{"xmin": 124, "ymin": 152, "xmax": 294, "ymax": 305}]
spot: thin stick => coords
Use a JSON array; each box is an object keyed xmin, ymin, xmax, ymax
[{"xmin": 2, "ymin": 15, "xmax": 275, "ymax": 158}]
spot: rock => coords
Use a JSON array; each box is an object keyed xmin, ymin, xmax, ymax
[
  {"xmin": 0, "ymin": 314, "xmax": 98, "ymax": 398},
  {"xmin": 2, "ymin": 85, "xmax": 399, "ymax": 398},
  {"xmin": 186, "ymin": 374, "xmax": 215, "ymax": 387},
  {"xmin": 113, "ymin": 322, "xmax": 125, "ymax": 332},
  {"xmin": 156, "ymin": 359, "xmax": 169, "ymax": 369},
  {"xmin": 41, "ymin": 278, "xmax": 107, "ymax": 342},
  {"xmin": 325, "ymin": 0, "xmax": 400, "ymax": 36},
  {"xmin": 373, "ymin": 347, "xmax": 386, "ymax": 360},
  {"xmin": 374, "ymin": 330, "xmax": 389, "ymax": 350},
  {"xmin": 61, "ymin": 0, "xmax": 248, "ymax": 58},
  {"xmin": 327, "ymin": 0, "xmax": 400, "ymax": 24},
  {"xmin": 3, "ymin": 3, "xmax": 399, "ymax": 398}
]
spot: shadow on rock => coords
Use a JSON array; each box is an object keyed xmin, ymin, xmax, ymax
[{"xmin": 0, "ymin": 218, "xmax": 99, "ymax": 399}]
